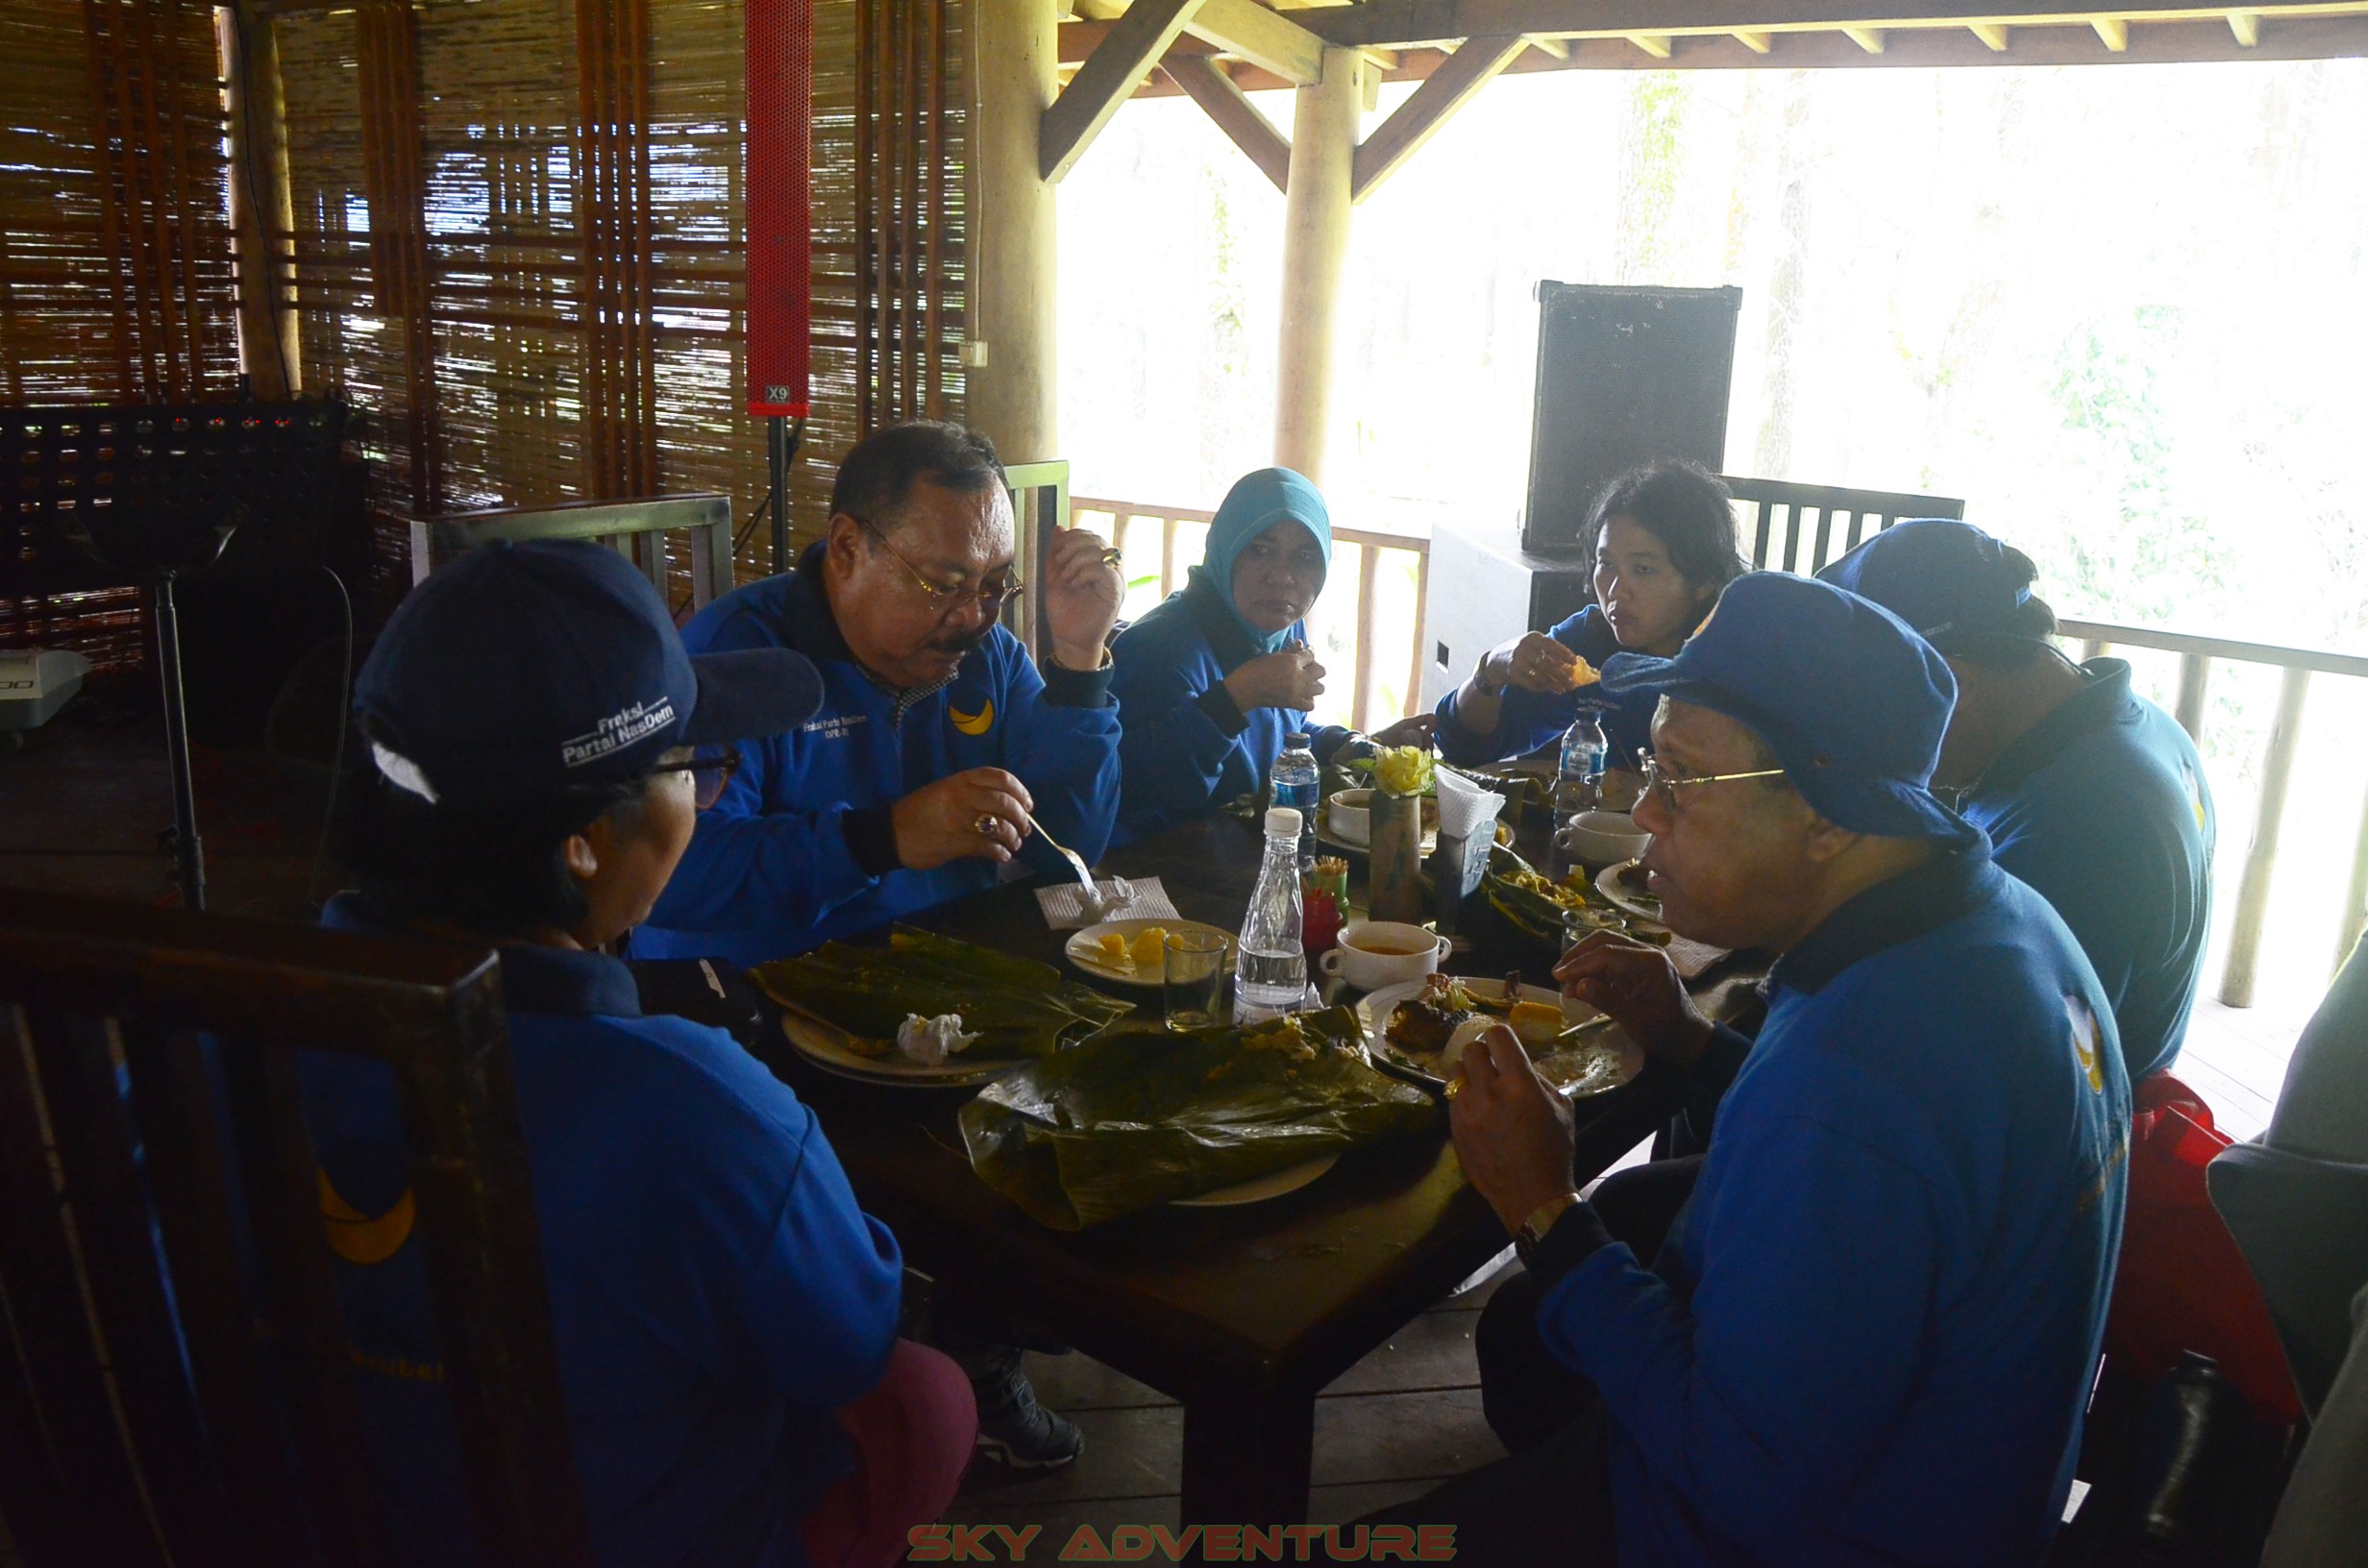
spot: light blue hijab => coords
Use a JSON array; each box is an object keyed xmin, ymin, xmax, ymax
[{"xmin": 1189, "ymin": 467, "xmax": 1335, "ymax": 655}]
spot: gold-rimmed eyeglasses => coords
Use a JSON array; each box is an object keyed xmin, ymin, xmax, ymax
[
  {"xmin": 1636, "ymin": 750, "xmax": 1788, "ymax": 816},
  {"xmin": 678, "ymin": 748, "xmax": 741, "ymax": 811},
  {"xmin": 855, "ymin": 516, "xmax": 1023, "ymax": 617}
]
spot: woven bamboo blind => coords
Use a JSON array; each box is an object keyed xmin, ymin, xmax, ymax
[
  {"xmin": 0, "ymin": 0, "xmax": 241, "ymax": 671},
  {"xmin": 270, "ymin": 0, "xmax": 969, "ymax": 576}
]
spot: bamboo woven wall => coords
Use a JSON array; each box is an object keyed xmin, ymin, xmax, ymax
[
  {"xmin": 0, "ymin": 0, "xmax": 241, "ymax": 671},
  {"xmin": 271, "ymin": 0, "xmax": 969, "ymax": 582}
]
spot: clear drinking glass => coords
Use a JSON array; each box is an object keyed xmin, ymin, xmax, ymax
[{"xmin": 1163, "ymin": 930, "xmax": 1227, "ymax": 1033}]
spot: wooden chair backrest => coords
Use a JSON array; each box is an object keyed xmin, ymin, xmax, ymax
[
  {"xmin": 0, "ymin": 889, "xmax": 591, "ymax": 1568},
  {"xmin": 1719, "ymin": 475, "xmax": 1968, "ymax": 576}
]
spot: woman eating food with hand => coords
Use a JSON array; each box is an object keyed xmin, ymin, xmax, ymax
[
  {"xmin": 1109, "ymin": 467, "xmax": 1435, "ymax": 844},
  {"xmin": 1434, "ymin": 461, "xmax": 1746, "ymax": 794}
]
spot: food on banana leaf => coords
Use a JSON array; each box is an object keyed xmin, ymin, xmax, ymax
[
  {"xmin": 959, "ymin": 1007, "xmax": 1436, "ymax": 1230},
  {"xmin": 1482, "ymin": 845, "xmax": 1616, "ymax": 943},
  {"xmin": 752, "ymin": 928, "xmax": 1132, "ymax": 1061}
]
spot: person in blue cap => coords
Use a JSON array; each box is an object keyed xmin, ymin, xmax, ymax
[
  {"xmin": 321, "ymin": 539, "xmax": 976, "ymax": 1568},
  {"xmin": 1433, "ymin": 461, "xmax": 1745, "ymax": 789},
  {"xmin": 1371, "ymin": 573, "xmax": 2132, "ymax": 1567},
  {"xmin": 1818, "ymin": 519, "xmax": 2215, "ymax": 1082},
  {"xmin": 1106, "ymin": 467, "xmax": 1436, "ymax": 842},
  {"xmin": 631, "ymin": 421, "xmax": 1124, "ymax": 969}
]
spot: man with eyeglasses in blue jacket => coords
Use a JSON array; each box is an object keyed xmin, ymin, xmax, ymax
[{"xmin": 631, "ymin": 420, "xmax": 1124, "ymax": 1469}]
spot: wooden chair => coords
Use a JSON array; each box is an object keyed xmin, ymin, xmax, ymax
[
  {"xmin": 1719, "ymin": 475, "xmax": 1968, "ymax": 576},
  {"xmin": 0, "ymin": 889, "xmax": 591, "ymax": 1568},
  {"xmin": 408, "ymin": 493, "xmax": 738, "ymax": 610}
]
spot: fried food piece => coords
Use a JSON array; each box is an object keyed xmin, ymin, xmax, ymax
[
  {"xmin": 1508, "ymin": 1000, "xmax": 1566, "ymax": 1048},
  {"xmin": 1385, "ymin": 972, "xmax": 1477, "ymax": 1056},
  {"xmin": 1559, "ymin": 654, "xmax": 1602, "ymax": 692}
]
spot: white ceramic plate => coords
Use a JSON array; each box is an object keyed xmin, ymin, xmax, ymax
[
  {"xmin": 1595, "ymin": 859, "xmax": 1666, "ymax": 923},
  {"xmin": 1065, "ymin": 918, "xmax": 1235, "ymax": 990},
  {"xmin": 777, "ymin": 1005, "xmax": 1017, "ymax": 1088},
  {"xmin": 1172, "ymin": 1152, "xmax": 1341, "ymax": 1208},
  {"xmin": 1357, "ymin": 979, "xmax": 1641, "ymax": 1099}
]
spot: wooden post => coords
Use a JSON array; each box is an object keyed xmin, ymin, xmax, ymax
[
  {"xmin": 1351, "ymin": 542, "xmax": 1379, "ymax": 733},
  {"xmin": 220, "ymin": 3, "xmax": 297, "ymax": 398},
  {"xmin": 1273, "ymin": 47, "xmax": 1359, "ymax": 482},
  {"xmin": 2175, "ymin": 650, "xmax": 2210, "ymax": 744},
  {"xmin": 2080, "ymin": 638, "xmax": 2109, "ymax": 663},
  {"xmin": 2219, "ymin": 665, "xmax": 2310, "ymax": 1008},
  {"xmin": 971, "ymin": 0, "xmax": 1061, "ymax": 465},
  {"xmin": 2340, "ymin": 779, "xmax": 2368, "ymax": 975}
]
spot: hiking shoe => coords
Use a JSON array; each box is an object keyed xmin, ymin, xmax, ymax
[{"xmin": 973, "ymin": 1373, "xmax": 1084, "ymax": 1470}]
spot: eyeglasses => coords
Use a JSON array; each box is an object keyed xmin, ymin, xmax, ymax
[
  {"xmin": 1636, "ymin": 750, "xmax": 1787, "ymax": 816},
  {"xmin": 678, "ymin": 749, "xmax": 741, "ymax": 811},
  {"xmin": 855, "ymin": 516, "xmax": 1023, "ymax": 617}
]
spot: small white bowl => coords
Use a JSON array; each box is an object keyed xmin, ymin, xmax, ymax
[
  {"xmin": 1557, "ymin": 809, "xmax": 1651, "ymax": 868},
  {"xmin": 1326, "ymin": 787, "xmax": 1372, "ymax": 842}
]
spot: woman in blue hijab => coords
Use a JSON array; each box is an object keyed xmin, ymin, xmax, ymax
[{"xmin": 1108, "ymin": 467, "xmax": 1435, "ymax": 843}]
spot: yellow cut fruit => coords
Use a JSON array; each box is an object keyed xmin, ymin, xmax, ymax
[
  {"xmin": 1129, "ymin": 925, "xmax": 1170, "ymax": 971},
  {"xmin": 1562, "ymin": 655, "xmax": 1602, "ymax": 691},
  {"xmin": 1509, "ymin": 1000, "xmax": 1566, "ymax": 1047},
  {"xmin": 1096, "ymin": 931, "xmax": 1135, "ymax": 972}
]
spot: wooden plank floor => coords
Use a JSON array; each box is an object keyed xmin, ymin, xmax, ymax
[{"xmin": 946, "ymin": 1263, "xmax": 1516, "ymax": 1541}]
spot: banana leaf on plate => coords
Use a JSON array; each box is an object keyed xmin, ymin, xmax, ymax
[
  {"xmin": 750, "ymin": 927, "xmax": 1132, "ymax": 1061},
  {"xmin": 958, "ymin": 1007, "xmax": 1438, "ymax": 1230}
]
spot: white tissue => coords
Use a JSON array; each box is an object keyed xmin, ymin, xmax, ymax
[
  {"xmin": 896, "ymin": 1013, "xmax": 979, "ymax": 1067},
  {"xmin": 1435, "ymin": 766, "xmax": 1505, "ymax": 845}
]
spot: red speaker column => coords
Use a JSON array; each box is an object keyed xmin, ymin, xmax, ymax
[{"xmin": 746, "ymin": 0, "xmax": 812, "ymax": 572}]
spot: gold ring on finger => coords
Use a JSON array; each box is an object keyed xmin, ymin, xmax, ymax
[{"xmin": 973, "ymin": 813, "xmax": 999, "ymax": 837}]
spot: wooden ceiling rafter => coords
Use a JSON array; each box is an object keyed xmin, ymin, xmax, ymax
[{"xmin": 1060, "ymin": 0, "xmax": 2368, "ymax": 79}]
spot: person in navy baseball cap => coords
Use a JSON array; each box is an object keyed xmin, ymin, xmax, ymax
[
  {"xmin": 1386, "ymin": 569, "xmax": 2131, "ymax": 1567},
  {"xmin": 1820, "ymin": 520, "xmax": 2215, "ymax": 1081},
  {"xmin": 321, "ymin": 540, "xmax": 979, "ymax": 1565},
  {"xmin": 354, "ymin": 537, "xmax": 824, "ymax": 812}
]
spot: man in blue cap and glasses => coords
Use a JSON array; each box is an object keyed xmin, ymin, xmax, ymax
[
  {"xmin": 320, "ymin": 540, "xmax": 978, "ymax": 1568},
  {"xmin": 1385, "ymin": 573, "xmax": 2132, "ymax": 1566},
  {"xmin": 1818, "ymin": 519, "xmax": 2215, "ymax": 1083}
]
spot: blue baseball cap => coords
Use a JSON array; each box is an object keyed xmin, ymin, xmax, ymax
[
  {"xmin": 1816, "ymin": 519, "xmax": 2036, "ymax": 655},
  {"xmin": 1599, "ymin": 572, "xmax": 1979, "ymax": 845},
  {"xmin": 355, "ymin": 539, "xmax": 823, "ymax": 808}
]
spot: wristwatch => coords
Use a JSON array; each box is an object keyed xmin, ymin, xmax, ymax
[{"xmin": 1515, "ymin": 1190, "xmax": 1585, "ymax": 1264}]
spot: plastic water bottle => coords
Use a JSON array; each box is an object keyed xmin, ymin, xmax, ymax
[
  {"xmin": 1553, "ymin": 711, "xmax": 1609, "ymax": 818},
  {"xmin": 1550, "ymin": 711, "xmax": 1608, "ymax": 879},
  {"xmin": 1234, "ymin": 806, "xmax": 1309, "ymax": 1022},
  {"xmin": 1271, "ymin": 732, "xmax": 1320, "ymax": 869}
]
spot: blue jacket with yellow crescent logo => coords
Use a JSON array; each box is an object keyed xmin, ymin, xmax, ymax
[
  {"xmin": 1961, "ymin": 658, "xmax": 2214, "ymax": 1082},
  {"xmin": 1529, "ymin": 848, "xmax": 2131, "ymax": 1568},
  {"xmin": 630, "ymin": 543, "xmax": 1122, "ymax": 967},
  {"xmin": 305, "ymin": 897, "xmax": 902, "ymax": 1567},
  {"xmin": 1433, "ymin": 605, "xmax": 1665, "ymax": 771},
  {"xmin": 1107, "ymin": 579, "xmax": 1347, "ymax": 845}
]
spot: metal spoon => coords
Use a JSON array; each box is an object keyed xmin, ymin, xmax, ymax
[{"xmin": 1024, "ymin": 807, "xmax": 1110, "ymax": 921}]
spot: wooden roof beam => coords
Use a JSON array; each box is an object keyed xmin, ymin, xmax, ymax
[
  {"xmin": 1293, "ymin": 0, "xmax": 2362, "ymax": 49},
  {"xmin": 1350, "ymin": 34, "xmax": 1530, "ymax": 202},
  {"xmin": 1734, "ymin": 28, "xmax": 1775, "ymax": 47},
  {"xmin": 1163, "ymin": 54, "xmax": 1292, "ymax": 190},
  {"xmin": 1042, "ymin": 0, "xmax": 1209, "ymax": 182},
  {"xmin": 1970, "ymin": 21, "xmax": 2012, "ymax": 45},
  {"xmin": 1843, "ymin": 23, "xmax": 1888, "ymax": 45},
  {"xmin": 2230, "ymin": 8, "xmax": 2261, "ymax": 38},
  {"xmin": 1629, "ymin": 30, "xmax": 1677, "ymax": 51},
  {"xmin": 2092, "ymin": 13, "xmax": 2132, "ymax": 42},
  {"xmin": 1180, "ymin": 0, "xmax": 1326, "ymax": 85}
]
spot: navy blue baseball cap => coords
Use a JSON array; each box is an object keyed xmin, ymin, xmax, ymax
[
  {"xmin": 1599, "ymin": 571, "xmax": 1979, "ymax": 845},
  {"xmin": 1816, "ymin": 519, "xmax": 2038, "ymax": 655},
  {"xmin": 355, "ymin": 539, "xmax": 823, "ymax": 808}
]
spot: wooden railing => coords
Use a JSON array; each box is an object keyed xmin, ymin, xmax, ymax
[
  {"xmin": 2058, "ymin": 617, "xmax": 2368, "ymax": 1005},
  {"xmin": 1072, "ymin": 497, "xmax": 1433, "ymax": 735}
]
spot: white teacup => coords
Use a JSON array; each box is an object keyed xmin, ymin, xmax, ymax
[
  {"xmin": 1320, "ymin": 919, "xmax": 1447, "ymax": 991},
  {"xmin": 1326, "ymin": 787, "xmax": 1372, "ymax": 843}
]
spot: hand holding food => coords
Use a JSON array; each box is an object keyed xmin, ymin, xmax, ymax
[
  {"xmin": 1447, "ymin": 1023, "xmax": 1581, "ymax": 1237},
  {"xmin": 1554, "ymin": 929, "xmax": 1714, "ymax": 1067},
  {"xmin": 1486, "ymin": 631, "xmax": 1601, "ymax": 697},
  {"xmin": 1224, "ymin": 643, "xmax": 1326, "ymax": 713}
]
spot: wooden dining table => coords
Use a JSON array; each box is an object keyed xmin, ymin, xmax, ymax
[{"xmin": 760, "ymin": 812, "xmax": 1758, "ymax": 1527}]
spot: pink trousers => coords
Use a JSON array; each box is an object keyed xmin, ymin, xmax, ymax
[{"xmin": 800, "ymin": 1338, "xmax": 977, "ymax": 1568}]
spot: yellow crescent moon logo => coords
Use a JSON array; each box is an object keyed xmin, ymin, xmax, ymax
[
  {"xmin": 2064, "ymin": 996, "xmax": 2105, "ymax": 1094},
  {"xmin": 319, "ymin": 1167, "xmax": 417, "ymax": 1265},
  {"xmin": 950, "ymin": 698, "xmax": 995, "ymax": 737}
]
